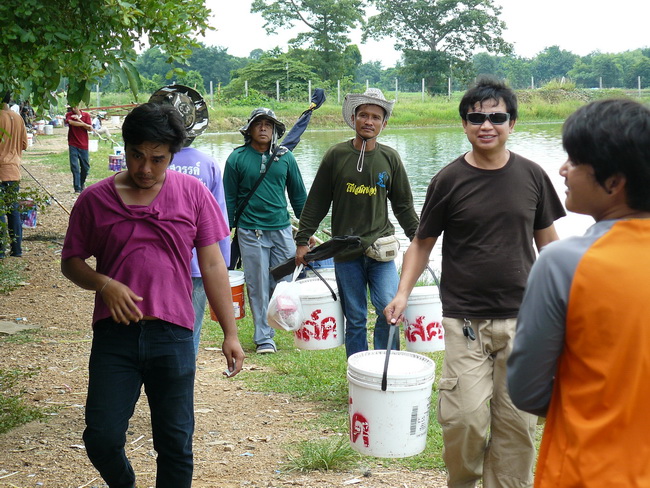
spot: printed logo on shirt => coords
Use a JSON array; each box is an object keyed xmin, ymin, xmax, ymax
[
  {"xmin": 376, "ymin": 171, "xmax": 389, "ymax": 188},
  {"xmin": 346, "ymin": 183, "xmax": 377, "ymax": 196},
  {"xmin": 169, "ymin": 162, "xmax": 202, "ymax": 177}
]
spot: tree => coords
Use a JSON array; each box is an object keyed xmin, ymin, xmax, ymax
[
  {"xmin": 591, "ymin": 53, "xmax": 623, "ymax": 88},
  {"xmin": 531, "ymin": 46, "xmax": 579, "ymax": 84},
  {"xmin": 356, "ymin": 61, "xmax": 385, "ymax": 86},
  {"xmin": 250, "ymin": 0, "xmax": 365, "ymax": 79},
  {"xmin": 0, "ymin": 0, "xmax": 212, "ymax": 109},
  {"xmin": 364, "ymin": 0, "xmax": 512, "ymax": 93},
  {"xmin": 224, "ymin": 54, "xmax": 319, "ymax": 100}
]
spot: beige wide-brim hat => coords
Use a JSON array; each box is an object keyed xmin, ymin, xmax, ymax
[{"xmin": 342, "ymin": 87, "xmax": 395, "ymax": 129}]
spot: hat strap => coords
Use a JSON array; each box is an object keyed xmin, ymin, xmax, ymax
[{"xmin": 356, "ymin": 138, "xmax": 367, "ymax": 173}]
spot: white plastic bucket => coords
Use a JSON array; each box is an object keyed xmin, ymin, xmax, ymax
[
  {"xmin": 210, "ymin": 270, "xmax": 246, "ymax": 321},
  {"xmin": 404, "ymin": 286, "xmax": 444, "ymax": 353},
  {"xmin": 36, "ymin": 121, "xmax": 45, "ymax": 134},
  {"xmin": 293, "ymin": 277, "xmax": 343, "ymax": 350},
  {"xmin": 113, "ymin": 145, "xmax": 124, "ymax": 155},
  {"xmin": 348, "ymin": 350, "xmax": 435, "ymax": 457},
  {"xmin": 111, "ymin": 115, "xmax": 120, "ymax": 126},
  {"xmin": 43, "ymin": 124, "xmax": 53, "ymax": 135},
  {"xmin": 27, "ymin": 132, "xmax": 33, "ymax": 147},
  {"xmin": 89, "ymin": 139, "xmax": 99, "ymax": 152}
]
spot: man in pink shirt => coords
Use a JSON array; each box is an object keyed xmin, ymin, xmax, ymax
[
  {"xmin": 61, "ymin": 103, "xmax": 245, "ymax": 488},
  {"xmin": 64, "ymin": 106, "xmax": 92, "ymax": 193}
]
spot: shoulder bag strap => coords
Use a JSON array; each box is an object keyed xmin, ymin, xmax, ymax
[{"xmin": 232, "ymin": 145, "xmax": 284, "ymax": 228}]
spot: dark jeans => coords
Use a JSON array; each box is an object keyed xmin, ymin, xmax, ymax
[
  {"xmin": 0, "ymin": 181, "xmax": 22, "ymax": 257},
  {"xmin": 69, "ymin": 145, "xmax": 90, "ymax": 192},
  {"xmin": 84, "ymin": 319, "xmax": 195, "ymax": 488}
]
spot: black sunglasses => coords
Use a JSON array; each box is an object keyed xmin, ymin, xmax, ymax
[{"xmin": 466, "ymin": 112, "xmax": 511, "ymax": 125}]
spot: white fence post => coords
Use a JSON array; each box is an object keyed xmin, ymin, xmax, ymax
[
  {"xmin": 337, "ymin": 80, "xmax": 341, "ymax": 104},
  {"xmin": 245, "ymin": 80, "xmax": 248, "ymax": 98},
  {"xmin": 276, "ymin": 80, "xmax": 280, "ymax": 101}
]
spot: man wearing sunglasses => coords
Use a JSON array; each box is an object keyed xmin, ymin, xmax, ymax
[{"xmin": 385, "ymin": 76, "xmax": 566, "ymax": 487}]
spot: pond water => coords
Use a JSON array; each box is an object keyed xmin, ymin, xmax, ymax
[{"xmin": 194, "ymin": 122, "xmax": 594, "ymax": 268}]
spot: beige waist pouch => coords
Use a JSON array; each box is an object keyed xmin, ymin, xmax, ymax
[{"xmin": 364, "ymin": 235, "xmax": 400, "ymax": 262}]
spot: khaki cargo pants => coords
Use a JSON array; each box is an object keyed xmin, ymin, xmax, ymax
[{"xmin": 437, "ymin": 318, "xmax": 536, "ymax": 488}]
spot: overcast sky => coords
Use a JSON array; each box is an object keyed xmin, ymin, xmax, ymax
[{"xmin": 201, "ymin": 0, "xmax": 649, "ymax": 67}]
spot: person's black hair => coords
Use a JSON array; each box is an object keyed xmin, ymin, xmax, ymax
[
  {"xmin": 459, "ymin": 75, "xmax": 518, "ymax": 121},
  {"xmin": 562, "ymin": 98, "xmax": 650, "ymax": 211},
  {"xmin": 122, "ymin": 103, "xmax": 187, "ymax": 154},
  {"xmin": 2, "ymin": 91, "xmax": 11, "ymax": 104}
]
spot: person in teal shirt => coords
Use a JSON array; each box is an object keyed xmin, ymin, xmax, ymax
[{"xmin": 224, "ymin": 108, "xmax": 308, "ymax": 354}]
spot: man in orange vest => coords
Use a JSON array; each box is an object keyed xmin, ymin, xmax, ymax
[{"xmin": 508, "ymin": 98, "xmax": 650, "ymax": 487}]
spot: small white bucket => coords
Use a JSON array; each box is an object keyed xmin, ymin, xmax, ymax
[
  {"xmin": 113, "ymin": 145, "xmax": 124, "ymax": 155},
  {"xmin": 210, "ymin": 270, "xmax": 246, "ymax": 321},
  {"xmin": 43, "ymin": 124, "xmax": 53, "ymax": 135},
  {"xmin": 293, "ymin": 277, "xmax": 343, "ymax": 350},
  {"xmin": 404, "ymin": 286, "xmax": 444, "ymax": 353},
  {"xmin": 348, "ymin": 350, "xmax": 435, "ymax": 457},
  {"xmin": 111, "ymin": 115, "xmax": 121, "ymax": 126},
  {"xmin": 89, "ymin": 139, "xmax": 99, "ymax": 152},
  {"xmin": 27, "ymin": 132, "xmax": 33, "ymax": 147}
]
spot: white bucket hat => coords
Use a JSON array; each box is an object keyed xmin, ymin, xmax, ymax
[{"xmin": 342, "ymin": 88, "xmax": 395, "ymax": 129}]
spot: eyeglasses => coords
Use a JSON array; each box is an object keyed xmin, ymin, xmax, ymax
[{"xmin": 466, "ymin": 112, "xmax": 511, "ymax": 125}]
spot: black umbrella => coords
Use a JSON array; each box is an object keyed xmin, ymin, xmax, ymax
[
  {"xmin": 270, "ymin": 235, "xmax": 361, "ymax": 281},
  {"xmin": 281, "ymin": 88, "xmax": 326, "ymax": 151}
]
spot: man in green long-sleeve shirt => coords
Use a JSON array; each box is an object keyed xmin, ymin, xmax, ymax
[
  {"xmin": 224, "ymin": 108, "xmax": 308, "ymax": 354},
  {"xmin": 295, "ymin": 88, "xmax": 419, "ymax": 357}
]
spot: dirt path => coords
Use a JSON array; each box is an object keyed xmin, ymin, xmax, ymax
[{"xmin": 0, "ymin": 130, "xmax": 447, "ymax": 488}]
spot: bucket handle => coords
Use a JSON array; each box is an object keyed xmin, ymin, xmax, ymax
[
  {"xmin": 381, "ymin": 324, "xmax": 398, "ymax": 391},
  {"xmin": 305, "ymin": 262, "xmax": 337, "ymax": 301},
  {"xmin": 426, "ymin": 265, "xmax": 441, "ymax": 296}
]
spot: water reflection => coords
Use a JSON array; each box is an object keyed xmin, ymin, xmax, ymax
[{"xmin": 195, "ymin": 121, "xmax": 594, "ymax": 264}]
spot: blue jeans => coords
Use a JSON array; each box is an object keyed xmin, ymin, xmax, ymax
[
  {"xmin": 191, "ymin": 277, "xmax": 207, "ymax": 357},
  {"xmin": 238, "ymin": 227, "xmax": 295, "ymax": 347},
  {"xmin": 69, "ymin": 145, "xmax": 90, "ymax": 192},
  {"xmin": 84, "ymin": 319, "xmax": 195, "ymax": 488},
  {"xmin": 335, "ymin": 256, "xmax": 400, "ymax": 357},
  {"xmin": 0, "ymin": 181, "xmax": 22, "ymax": 257}
]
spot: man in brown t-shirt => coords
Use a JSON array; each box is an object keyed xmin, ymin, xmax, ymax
[
  {"xmin": 385, "ymin": 76, "xmax": 566, "ymax": 488},
  {"xmin": 0, "ymin": 91, "xmax": 28, "ymax": 258}
]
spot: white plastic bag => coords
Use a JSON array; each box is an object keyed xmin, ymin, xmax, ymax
[{"xmin": 267, "ymin": 266, "xmax": 304, "ymax": 331}]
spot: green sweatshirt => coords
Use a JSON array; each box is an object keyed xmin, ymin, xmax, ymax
[
  {"xmin": 224, "ymin": 144, "xmax": 307, "ymax": 230},
  {"xmin": 296, "ymin": 139, "xmax": 419, "ymax": 262}
]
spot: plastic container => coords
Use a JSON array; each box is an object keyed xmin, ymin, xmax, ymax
[
  {"xmin": 43, "ymin": 124, "xmax": 53, "ymax": 135},
  {"xmin": 348, "ymin": 350, "xmax": 435, "ymax": 457},
  {"xmin": 304, "ymin": 257, "xmax": 336, "ymax": 280},
  {"xmin": 108, "ymin": 154, "xmax": 124, "ymax": 171},
  {"xmin": 293, "ymin": 277, "xmax": 343, "ymax": 350},
  {"xmin": 210, "ymin": 270, "xmax": 246, "ymax": 321},
  {"xmin": 18, "ymin": 199, "xmax": 37, "ymax": 228},
  {"xmin": 404, "ymin": 286, "xmax": 444, "ymax": 352},
  {"xmin": 89, "ymin": 139, "xmax": 99, "ymax": 152}
]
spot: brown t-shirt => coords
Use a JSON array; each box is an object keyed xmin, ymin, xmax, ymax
[
  {"xmin": 0, "ymin": 108, "xmax": 28, "ymax": 182},
  {"xmin": 417, "ymin": 152, "xmax": 566, "ymax": 318}
]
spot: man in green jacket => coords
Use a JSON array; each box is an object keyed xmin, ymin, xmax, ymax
[
  {"xmin": 224, "ymin": 108, "xmax": 308, "ymax": 354},
  {"xmin": 295, "ymin": 88, "xmax": 419, "ymax": 357}
]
